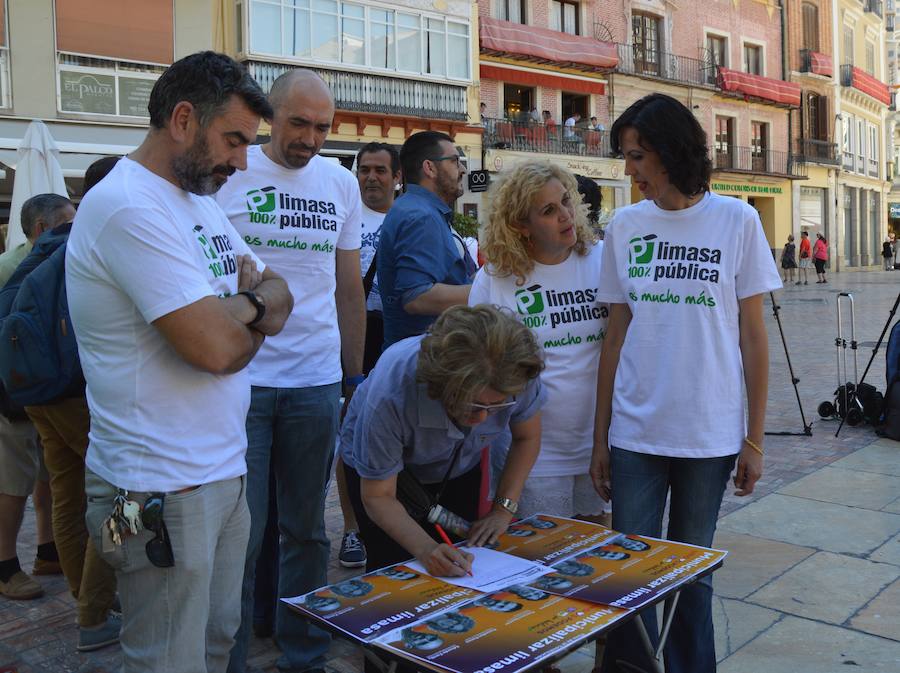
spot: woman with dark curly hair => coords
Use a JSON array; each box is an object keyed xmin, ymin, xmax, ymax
[{"xmin": 590, "ymin": 94, "xmax": 781, "ymax": 672}]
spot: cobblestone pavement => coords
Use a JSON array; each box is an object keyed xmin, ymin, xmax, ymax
[{"xmin": 3, "ymin": 268, "xmax": 900, "ymax": 672}]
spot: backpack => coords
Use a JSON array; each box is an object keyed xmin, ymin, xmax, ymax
[
  {"xmin": 875, "ymin": 321, "xmax": 900, "ymax": 439},
  {"xmin": 0, "ymin": 223, "xmax": 84, "ymax": 411},
  {"xmin": 885, "ymin": 321, "xmax": 900, "ymax": 391}
]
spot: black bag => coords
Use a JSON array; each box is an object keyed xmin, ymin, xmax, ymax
[
  {"xmin": 856, "ymin": 382, "xmax": 884, "ymax": 425},
  {"xmin": 877, "ymin": 380, "xmax": 900, "ymax": 441}
]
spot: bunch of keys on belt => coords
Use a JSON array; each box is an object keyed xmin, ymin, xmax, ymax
[{"xmin": 104, "ymin": 490, "xmax": 143, "ymax": 547}]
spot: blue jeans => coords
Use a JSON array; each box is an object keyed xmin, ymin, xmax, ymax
[
  {"xmin": 601, "ymin": 448, "xmax": 736, "ymax": 673},
  {"xmin": 228, "ymin": 384, "xmax": 340, "ymax": 673}
]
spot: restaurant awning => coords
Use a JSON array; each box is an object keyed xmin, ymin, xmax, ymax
[
  {"xmin": 718, "ymin": 68, "xmax": 801, "ymax": 108},
  {"xmin": 480, "ymin": 64, "xmax": 605, "ymax": 95},
  {"xmin": 479, "ymin": 17, "xmax": 618, "ymax": 71}
]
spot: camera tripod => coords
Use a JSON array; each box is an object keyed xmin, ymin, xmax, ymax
[{"xmin": 766, "ymin": 291, "xmax": 813, "ymax": 437}]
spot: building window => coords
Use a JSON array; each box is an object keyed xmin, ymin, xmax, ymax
[
  {"xmin": 715, "ymin": 115, "xmax": 735, "ymax": 168},
  {"xmin": 248, "ymin": 0, "xmax": 471, "ymax": 81},
  {"xmin": 562, "ymin": 92, "xmax": 589, "ymax": 121},
  {"xmin": 503, "ymin": 83, "xmax": 534, "ymax": 120},
  {"xmin": 869, "ymin": 123, "xmax": 879, "ymax": 176},
  {"xmin": 802, "ymin": 3, "xmax": 820, "ymax": 53},
  {"xmin": 805, "ymin": 92, "xmax": 828, "ymax": 140},
  {"xmin": 706, "ymin": 34, "xmax": 726, "ymax": 84},
  {"xmin": 857, "ymin": 118, "xmax": 865, "ymax": 172},
  {"xmin": 865, "ymin": 41, "xmax": 875, "ymax": 75},
  {"xmin": 743, "ymin": 43, "xmax": 762, "ymax": 75},
  {"xmin": 632, "ymin": 13, "xmax": 661, "ymax": 76},
  {"xmin": 551, "ymin": 1, "xmax": 579, "ymax": 35},
  {"xmin": 56, "ymin": 53, "xmax": 164, "ymax": 118},
  {"xmin": 0, "ymin": 0, "xmax": 9, "ymax": 109},
  {"xmin": 843, "ymin": 25, "xmax": 854, "ymax": 64},
  {"xmin": 842, "ymin": 114, "xmax": 853, "ymax": 169},
  {"xmin": 751, "ymin": 121, "xmax": 769, "ymax": 171},
  {"xmin": 497, "ymin": 0, "xmax": 525, "ymax": 23}
]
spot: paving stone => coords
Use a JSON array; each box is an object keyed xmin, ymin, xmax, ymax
[
  {"xmin": 711, "ymin": 530, "xmax": 814, "ymax": 599},
  {"xmin": 713, "ymin": 596, "xmax": 780, "ymax": 662},
  {"xmin": 850, "ymin": 577, "xmax": 900, "ymax": 642},
  {"xmin": 884, "ymin": 496, "xmax": 900, "ymax": 514},
  {"xmin": 718, "ymin": 493, "xmax": 900, "ymax": 555},
  {"xmin": 831, "ymin": 440, "xmax": 900, "ymax": 477},
  {"xmin": 777, "ymin": 466, "xmax": 900, "ymax": 510},
  {"xmin": 718, "ymin": 615, "xmax": 900, "ymax": 673},
  {"xmin": 869, "ymin": 533, "xmax": 900, "ymax": 566},
  {"xmin": 747, "ymin": 551, "xmax": 899, "ymax": 625}
]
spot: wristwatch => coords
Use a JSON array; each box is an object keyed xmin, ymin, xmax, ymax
[
  {"xmin": 239, "ymin": 290, "xmax": 266, "ymax": 326},
  {"xmin": 494, "ymin": 496, "xmax": 519, "ymax": 515}
]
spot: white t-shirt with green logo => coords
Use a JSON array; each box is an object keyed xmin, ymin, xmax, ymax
[
  {"xmin": 67, "ymin": 157, "xmax": 263, "ymax": 492},
  {"xmin": 216, "ymin": 146, "xmax": 362, "ymax": 388},
  {"xmin": 361, "ymin": 205, "xmax": 385, "ymax": 312},
  {"xmin": 469, "ymin": 242, "xmax": 607, "ymax": 476},
  {"xmin": 597, "ymin": 191, "xmax": 782, "ymax": 458}
]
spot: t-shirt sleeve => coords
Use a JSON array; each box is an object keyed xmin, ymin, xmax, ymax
[
  {"xmin": 595, "ymin": 219, "xmax": 627, "ymax": 303},
  {"xmin": 95, "ymin": 206, "xmax": 215, "ymax": 323},
  {"xmin": 393, "ymin": 214, "xmax": 450, "ymax": 303},
  {"xmin": 736, "ymin": 212, "xmax": 783, "ymax": 299},
  {"xmin": 509, "ymin": 376, "xmax": 546, "ymax": 424},
  {"xmin": 468, "ymin": 268, "xmax": 491, "ymax": 306},
  {"xmin": 351, "ymin": 395, "xmax": 408, "ymax": 480},
  {"xmin": 337, "ymin": 175, "xmax": 363, "ymax": 251}
]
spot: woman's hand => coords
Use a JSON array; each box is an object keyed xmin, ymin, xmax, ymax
[
  {"xmin": 467, "ymin": 507, "xmax": 515, "ymax": 547},
  {"xmin": 418, "ymin": 542, "xmax": 474, "ymax": 577},
  {"xmin": 733, "ymin": 442, "xmax": 763, "ymax": 496},
  {"xmin": 589, "ymin": 443, "xmax": 612, "ymax": 501}
]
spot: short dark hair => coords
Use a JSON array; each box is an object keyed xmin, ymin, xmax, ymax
[
  {"xmin": 357, "ymin": 142, "xmax": 400, "ymax": 175},
  {"xmin": 148, "ymin": 51, "xmax": 272, "ymax": 130},
  {"xmin": 575, "ymin": 174, "xmax": 602, "ymax": 225},
  {"xmin": 400, "ymin": 131, "xmax": 454, "ymax": 185},
  {"xmin": 83, "ymin": 156, "xmax": 121, "ymax": 196},
  {"xmin": 610, "ymin": 93, "xmax": 711, "ymax": 197},
  {"xmin": 21, "ymin": 194, "xmax": 72, "ymax": 239}
]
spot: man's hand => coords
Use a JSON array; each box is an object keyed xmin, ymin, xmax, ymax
[
  {"xmin": 589, "ymin": 443, "xmax": 612, "ymax": 501},
  {"xmin": 733, "ymin": 443, "xmax": 763, "ymax": 496},
  {"xmin": 467, "ymin": 508, "xmax": 515, "ymax": 547},
  {"xmin": 237, "ymin": 255, "xmax": 262, "ymax": 292},
  {"xmin": 417, "ymin": 542, "xmax": 474, "ymax": 577}
]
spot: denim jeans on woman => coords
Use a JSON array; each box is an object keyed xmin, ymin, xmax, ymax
[{"xmin": 600, "ymin": 447, "xmax": 736, "ymax": 673}]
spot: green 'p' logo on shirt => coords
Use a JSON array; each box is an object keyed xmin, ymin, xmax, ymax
[
  {"xmin": 246, "ymin": 186, "xmax": 277, "ymax": 213},
  {"xmin": 629, "ymin": 234, "xmax": 657, "ymax": 264},
  {"xmin": 515, "ymin": 284, "xmax": 545, "ymax": 315}
]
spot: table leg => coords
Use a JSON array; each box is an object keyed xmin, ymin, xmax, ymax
[{"xmin": 362, "ymin": 647, "xmax": 398, "ymax": 673}]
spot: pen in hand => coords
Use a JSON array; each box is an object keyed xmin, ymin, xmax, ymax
[{"xmin": 434, "ymin": 523, "xmax": 474, "ymax": 577}]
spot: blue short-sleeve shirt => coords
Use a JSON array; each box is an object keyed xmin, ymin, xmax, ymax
[
  {"xmin": 339, "ymin": 335, "xmax": 545, "ymax": 484},
  {"xmin": 377, "ymin": 185, "xmax": 476, "ymax": 347}
]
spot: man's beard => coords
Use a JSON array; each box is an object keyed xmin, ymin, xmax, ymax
[{"xmin": 172, "ymin": 134, "xmax": 235, "ymax": 195}]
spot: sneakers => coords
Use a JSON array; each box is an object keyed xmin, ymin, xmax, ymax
[
  {"xmin": 0, "ymin": 570, "xmax": 44, "ymax": 600},
  {"xmin": 339, "ymin": 530, "xmax": 366, "ymax": 568},
  {"xmin": 77, "ymin": 614, "xmax": 121, "ymax": 652},
  {"xmin": 32, "ymin": 558, "xmax": 63, "ymax": 576}
]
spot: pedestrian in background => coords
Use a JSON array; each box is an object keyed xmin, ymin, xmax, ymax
[
  {"xmin": 814, "ymin": 233, "xmax": 829, "ymax": 283},
  {"xmin": 883, "ymin": 238, "xmax": 893, "ymax": 271},
  {"xmin": 781, "ymin": 234, "xmax": 797, "ymax": 284},
  {"xmin": 797, "ymin": 230, "xmax": 811, "ymax": 285}
]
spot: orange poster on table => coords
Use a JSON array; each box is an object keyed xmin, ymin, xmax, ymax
[
  {"xmin": 526, "ymin": 534, "xmax": 727, "ymax": 610},
  {"xmin": 373, "ymin": 585, "xmax": 631, "ymax": 673},
  {"xmin": 488, "ymin": 514, "xmax": 619, "ymax": 565}
]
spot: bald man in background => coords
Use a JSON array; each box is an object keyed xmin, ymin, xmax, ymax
[{"xmin": 216, "ymin": 69, "xmax": 365, "ymax": 673}]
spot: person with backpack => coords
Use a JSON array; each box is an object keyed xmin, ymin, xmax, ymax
[
  {"xmin": 814, "ymin": 233, "xmax": 829, "ymax": 283},
  {"xmin": 0, "ymin": 194, "xmax": 70, "ymax": 601},
  {"xmin": 0, "ymin": 166, "xmax": 122, "ymax": 651}
]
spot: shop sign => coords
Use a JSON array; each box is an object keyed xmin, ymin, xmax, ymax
[
  {"xmin": 118, "ymin": 77, "xmax": 153, "ymax": 118},
  {"xmin": 890, "ymin": 203, "xmax": 900, "ymax": 218},
  {"xmin": 711, "ymin": 182, "xmax": 783, "ymax": 194},
  {"xmin": 60, "ymin": 70, "xmax": 116, "ymax": 115}
]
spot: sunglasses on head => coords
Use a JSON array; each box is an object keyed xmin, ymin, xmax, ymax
[{"xmin": 141, "ymin": 493, "xmax": 174, "ymax": 568}]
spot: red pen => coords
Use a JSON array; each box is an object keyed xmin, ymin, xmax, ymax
[{"xmin": 434, "ymin": 523, "xmax": 474, "ymax": 577}]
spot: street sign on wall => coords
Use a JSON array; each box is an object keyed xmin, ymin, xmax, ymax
[{"xmin": 468, "ymin": 170, "xmax": 490, "ymax": 193}]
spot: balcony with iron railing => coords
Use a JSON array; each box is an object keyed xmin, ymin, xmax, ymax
[
  {"xmin": 713, "ymin": 145, "xmax": 808, "ymax": 178},
  {"xmin": 796, "ymin": 138, "xmax": 840, "ymax": 165},
  {"xmin": 799, "ymin": 48, "xmax": 834, "ymax": 77},
  {"xmin": 866, "ymin": 0, "xmax": 884, "ymax": 17},
  {"xmin": 614, "ymin": 43, "xmax": 715, "ymax": 87},
  {"xmin": 245, "ymin": 61, "xmax": 469, "ymax": 121},
  {"xmin": 483, "ymin": 118, "xmax": 611, "ymax": 158}
]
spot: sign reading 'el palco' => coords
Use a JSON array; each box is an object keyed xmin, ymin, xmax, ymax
[{"xmin": 59, "ymin": 70, "xmax": 153, "ymax": 117}]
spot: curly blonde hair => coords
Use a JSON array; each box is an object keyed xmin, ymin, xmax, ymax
[
  {"xmin": 480, "ymin": 162, "xmax": 594, "ymax": 285},
  {"xmin": 417, "ymin": 305, "xmax": 543, "ymax": 421}
]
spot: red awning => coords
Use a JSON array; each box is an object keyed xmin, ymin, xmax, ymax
[
  {"xmin": 849, "ymin": 66, "xmax": 891, "ymax": 105},
  {"xmin": 718, "ymin": 67, "xmax": 801, "ymax": 107},
  {"xmin": 479, "ymin": 16, "xmax": 618, "ymax": 70},
  {"xmin": 808, "ymin": 51, "xmax": 833, "ymax": 77},
  {"xmin": 480, "ymin": 64, "xmax": 605, "ymax": 95}
]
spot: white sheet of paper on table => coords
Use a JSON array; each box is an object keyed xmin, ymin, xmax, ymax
[{"xmin": 404, "ymin": 547, "xmax": 554, "ymax": 593}]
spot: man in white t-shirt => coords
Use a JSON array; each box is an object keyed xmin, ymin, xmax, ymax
[
  {"xmin": 215, "ymin": 69, "xmax": 365, "ymax": 673},
  {"xmin": 564, "ymin": 113, "xmax": 581, "ymax": 140},
  {"xmin": 67, "ymin": 52, "xmax": 293, "ymax": 673}
]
